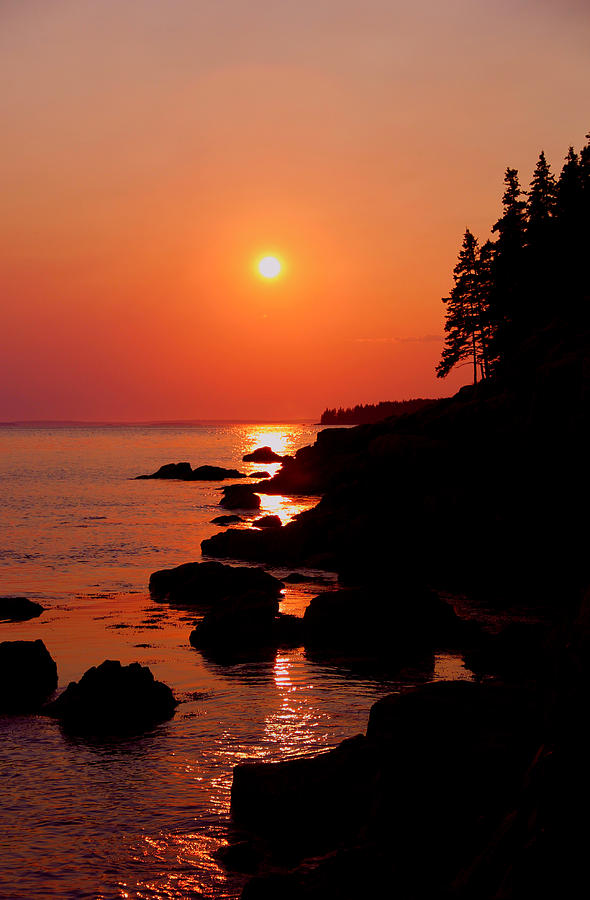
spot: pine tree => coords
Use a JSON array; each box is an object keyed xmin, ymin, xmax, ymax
[
  {"xmin": 525, "ymin": 152, "xmax": 557, "ymax": 326},
  {"xmin": 527, "ymin": 151, "xmax": 557, "ymax": 238},
  {"xmin": 488, "ymin": 168, "xmax": 527, "ymax": 363},
  {"xmin": 437, "ymin": 229, "xmax": 490, "ymax": 382}
]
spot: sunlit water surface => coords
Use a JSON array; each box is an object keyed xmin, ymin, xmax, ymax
[{"xmin": 0, "ymin": 425, "xmax": 472, "ymax": 899}]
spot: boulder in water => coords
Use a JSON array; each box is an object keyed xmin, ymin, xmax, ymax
[
  {"xmin": 211, "ymin": 514, "xmax": 245, "ymax": 526},
  {"xmin": 0, "ymin": 597, "xmax": 45, "ymax": 622},
  {"xmin": 149, "ymin": 560, "xmax": 283, "ymax": 607},
  {"xmin": 45, "ymin": 659, "xmax": 176, "ymax": 733},
  {"xmin": 253, "ymin": 515, "xmax": 283, "ymax": 529},
  {"xmin": 220, "ymin": 484, "xmax": 262, "ymax": 510},
  {"xmin": 242, "ymin": 447, "xmax": 287, "ymax": 463},
  {"xmin": 0, "ymin": 639, "xmax": 58, "ymax": 712},
  {"xmin": 136, "ymin": 462, "xmax": 245, "ymax": 480}
]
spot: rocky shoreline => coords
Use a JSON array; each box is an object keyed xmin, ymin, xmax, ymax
[{"xmin": 184, "ymin": 320, "xmax": 588, "ymax": 897}]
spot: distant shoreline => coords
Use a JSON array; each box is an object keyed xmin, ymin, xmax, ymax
[{"xmin": 0, "ymin": 419, "xmax": 317, "ymax": 428}]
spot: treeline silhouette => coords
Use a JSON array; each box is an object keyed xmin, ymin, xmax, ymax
[
  {"xmin": 321, "ymin": 399, "xmax": 434, "ymax": 425},
  {"xmin": 438, "ymin": 132, "xmax": 590, "ymax": 382}
]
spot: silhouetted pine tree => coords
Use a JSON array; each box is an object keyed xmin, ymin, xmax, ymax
[
  {"xmin": 525, "ymin": 151, "xmax": 558, "ymax": 326},
  {"xmin": 437, "ymin": 229, "xmax": 490, "ymax": 383},
  {"xmin": 488, "ymin": 168, "xmax": 527, "ymax": 364}
]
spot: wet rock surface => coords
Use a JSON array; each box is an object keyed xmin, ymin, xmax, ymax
[
  {"xmin": 0, "ymin": 639, "xmax": 58, "ymax": 712},
  {"xmin": 45, "ymin": 659, "xmax": 176, "ymax": 734},
  {"xmin": 0, "ymin": 597, "xmax": 45, "ymax": 622}
]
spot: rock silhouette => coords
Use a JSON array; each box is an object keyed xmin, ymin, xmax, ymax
[
  {"xmin": 0, "ymin": 639, "xmax": 58, "ymax": 712},
  {"xmin": 137, "ymin": 462, "xmax": 245, "ymax": 480},
  {"xmin": 242, "ymin": 447, "xmax": 287, "ymax": 463},
  {"xmin": 149, "ymin": 560, "xmax": 283, "ymax": 607},
  {"xmin": 0, "ymin": 597, "xmax": 44, "ymax": 622},
  {"xmin": 219, "ymin": 484, "xmax": 262, "ymax": 510},
  {"xmin": 211, "ymin": 514, "xmax": 244, "ymax": 526},
  {"xmin": 253, "ymin": 515, "xmax": 282, "ymax": 529},
  {"xmin": 45, "ymin": 659, "xmax": 176, "ymax": 734}
]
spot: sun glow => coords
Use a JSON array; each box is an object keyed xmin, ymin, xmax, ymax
[{"xmin": 258, "ymin": 256, "xmax": 281, "ymax": 279}]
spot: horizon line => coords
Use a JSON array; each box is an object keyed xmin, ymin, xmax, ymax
[{"xmin": 0, "ymin": 418, "xmax": 320, "ymax": 427}]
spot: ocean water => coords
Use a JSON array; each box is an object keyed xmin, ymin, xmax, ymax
[{"xmin": 0, "ymin": 424, "xmax": 472, "ymax": 899}]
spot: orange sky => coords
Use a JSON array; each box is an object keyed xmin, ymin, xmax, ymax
[{"xmin": 1, "ymin": 0, "xmax": 589, "ymax": 421}]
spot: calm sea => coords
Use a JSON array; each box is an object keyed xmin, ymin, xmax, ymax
[{"xmin": 0, "ymin": 424, "xmax": 471, "ymax": 899}]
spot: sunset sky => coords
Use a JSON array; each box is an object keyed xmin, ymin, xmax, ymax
[{"xmin": 1, "ymin": 0, "xmax": 589, "ymax": 421}]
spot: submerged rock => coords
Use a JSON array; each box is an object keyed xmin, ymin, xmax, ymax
[
  {"xmin": 220, "ymin": 484, "xmax": 262, "ymax": 510},
  {"xmin": 0, "ymin": 639, "xmax": 58, "ymax": 712},
  {"xmin": 45, "ymin": 659, "xmax": 176, "ymax": 733},
  {"xmin": 253, "ymin": 515, "xmax": 283, "ymax": 529},
  {"xmin": 211, "ymin": 514, "xmax": 245, "ymax": 525},
  {"xmin": 149, "ymin": 560, "xmax": 283, "ymax": 607},
  {"xmin": 0, "ymin": 597, "xmax": 45, "ymax": 622},
  {"xmin": 242, "ymin": 447, "xmax": 287, "ymax": 463},
  {"xmin": 137, "ymin": 462, "xmax": 245, "ymax": 480}
]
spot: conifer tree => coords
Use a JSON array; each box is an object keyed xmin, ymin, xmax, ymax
[
  {"xmin": 525, "ymin": 151, "xmax": 557, "ymax": 326},
  {"xmin": 437, "ymin": 229, "xmax": 490, "ymax": 382},
  {"xmin": 527, "ymin": 151, "xmax": 557, "ymax": 238},
  {"xmin": 488, "ymin": 168, "xmax": 527, "ymax": 362}
]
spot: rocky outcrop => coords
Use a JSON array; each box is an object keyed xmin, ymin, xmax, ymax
[
  {"xmin": 231, "ymin": 679, "xmax": 543, "ymax": 897},
  {"xmin": 253, "ymin": 515, "xmax": 282, "ymax": 529},
  {"xmin": 189, "ymin": 590, "xmax": 279, "ymax": 651},
  {"xmin": 149, "ymin": 560, "xmax": 283, "ymax": 607},
  {"xmin": 211, "ymin": 514, "xmax": 244, "ymax": 526},
  {"xmin": 45, "ymin": 659, "xmax": 176, "ymax": 733},
  {"xmin": 242, "ymin": 447, "xmax": 288, "ymax": 463},
  {"xmin": 0, "ymin": 639, "xmax": 58, "ymax": 712},
  {"xmin": 302, "ymin": 587, "xmax": 469, "ymax": 659},
  {"xmin": 248, "ymin": 471, "xmax": 271, "ymax": 479},
  {"xmin": 0, "ymin": 597, "xmax": 45, "ymax": 622},
  {"xmin": 137, "ymin": 462, "xmax": 245, "ymax": 480},
  {"xmin": 220, "ymin": 484, "xmax": 262, "ymax": 510}
]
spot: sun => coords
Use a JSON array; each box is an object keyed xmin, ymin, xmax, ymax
[{"xmin": 258, "ymin": 256, "xmax": 281, "ymax": 279}]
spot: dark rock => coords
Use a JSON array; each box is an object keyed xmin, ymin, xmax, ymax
[
  {"xmin": 249, "ymin": 471, "xmax": 271, "ymax": 478},
  {"xmin": 274, "ymin": 613, "xmax": 304, "ymax": 646},
  {"xmin": 233, "ymin": 680, "xmax": 542, "ymax": 895},
  {"xmin": 45, "ymin": 659, "xmax": 176, "ymax": 733},
  {"xmin": 231, "ymin": 734, "xmax": 376, "ymax": 853},
  {"xmin": 0, "ymin": 639, "xmax": 58, "ymax": 712},
  {"xmin": 220, "ymin": 484, "xmax": 262, "ymax": 510},
  {"xmin": 211, "ymin": 514, "xmax": 244, "ymax": 526},
  {"xmin": 214, "ymin": 839, "xmax": 262, "ymax": 874},
  {"xmin": 282, "ymin": 573, "xmax": 315, "ymax": 584},
  {"xmin": 241, "ymin": 873, "xmax": 300, "ymax": 899},
  {"xmin": 136, "ymin": 461, "xmax": 193, "ymax": 480},
  {"xmin": 189, "ymin": 590, "xmax": 280, "ymax": 651},
  {"xmin": 242, "ymin": 447, "xmax": 287, "ymax": 463},
  {"xmin": 253, "ymin": 515, "xmax": 283, "ymax": 529},
  {"xmin": 191, "ymin": 465, "xmax": 246, "ymax": 480},
  {"xmin": 464, "ymin": 622, "xmax": 551, "ymax": 680},
  {"xmin": 302, "ymin": 587, "xmax": 466, "ymax": 658},
  {"xmin": 149, "ymin": 560, "xmax": 283, "ymax": 607},
  {"xmin": 0, "ymin": 597, "xmax": 45, "ymax": 622},
  {"xmin": 137, "ymin": 462, "xmax": 245, "ymax": 480}
]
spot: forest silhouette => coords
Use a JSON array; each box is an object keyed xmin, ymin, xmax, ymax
[{"xmin": 438, "ymin": 134, "xmax": 590, "ymax": 383}]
